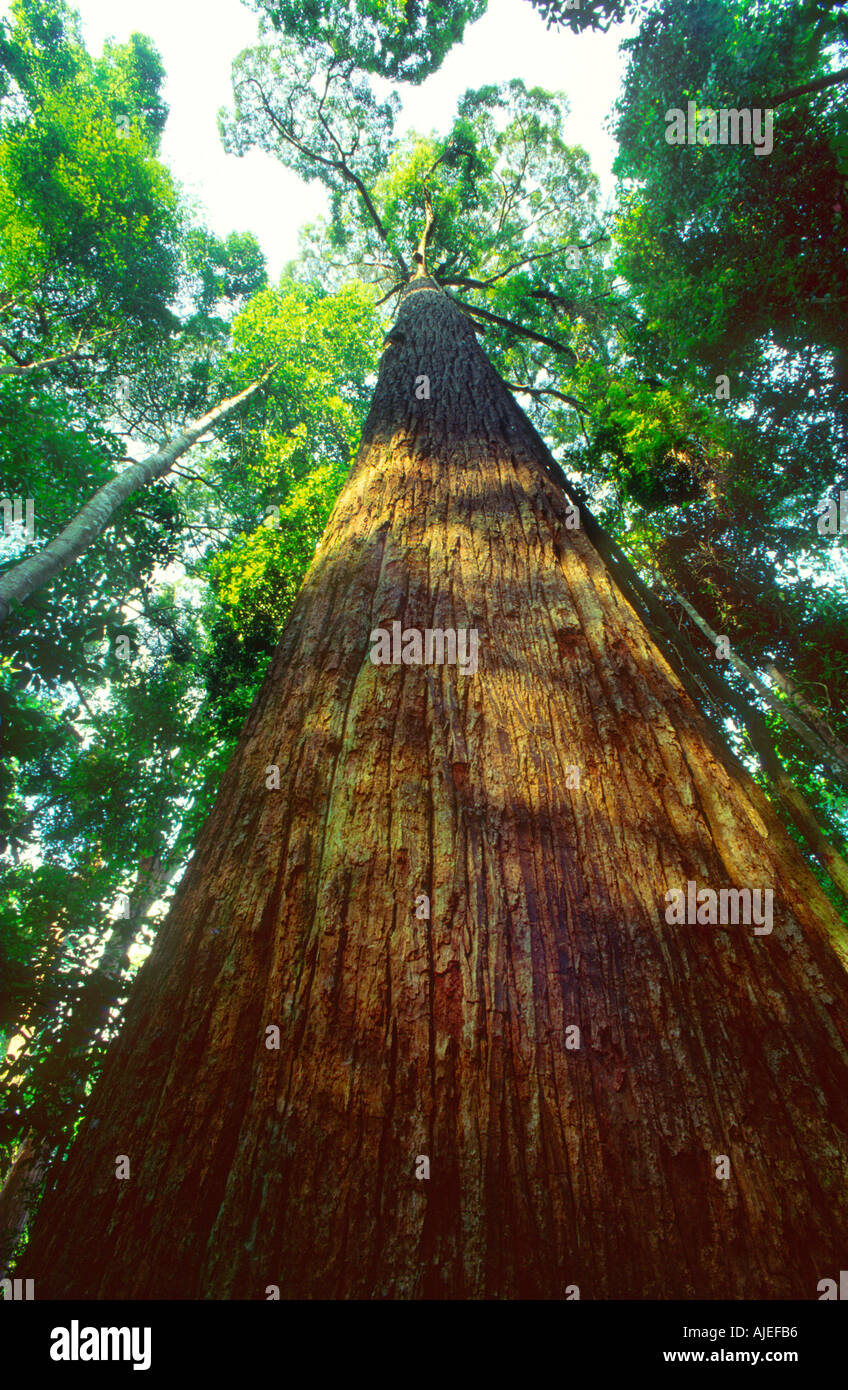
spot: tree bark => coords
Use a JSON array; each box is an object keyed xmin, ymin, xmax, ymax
[
  {"xmin": 20, "ymin": 279, "xmax": 848, "ymax": 1299},
  {"xmin": 550, "ymin": 491, "xmax": 848, "ymax": 908},
  {"xmin": 0, "ymin": 372, "xmax": 274, "ymax": 624}
]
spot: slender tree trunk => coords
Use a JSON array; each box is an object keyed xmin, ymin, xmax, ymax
[
  {"xmin": 20, "ymin": 279, "xmax": 848, "ymax": 1299},
  {"xmin": 765, "ymin": 662, "xmax": 848, "ymax": 774},
  {"xmin": 0, "ymin": 858, "xmax": 177, "ymax": 1274},
  {"xmin": 0, "ymin": 372, "xmax": 273, "ymax": 624},
  {"xmin": 0, "ymin": 1133, "xmax": 52, "ymax": 1276},
  {"xmin": 666, "ymin": 586, "xmax": 848, "ymax": 796}
]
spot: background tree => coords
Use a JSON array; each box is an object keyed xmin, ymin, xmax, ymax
[{"xmin": 602, "ymin": 0, "xmax": 848, "ymax": 898}]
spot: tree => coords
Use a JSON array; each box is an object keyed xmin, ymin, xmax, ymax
[
  {"xmin": 19, "ymin": 273, "xmax": 848, "ymax": 1300},
  {"xmin": 244, "ymin": 0, "xmax": 487, "ymax": 83},
  {"xmin": 614, "ymin": 0, "xmax": 848, "ymax": 412},
  {"xmin": 0, "ymin": 0, "xmax": 183, "ymax": 371},
  {"xmin": 13, "ymin": 1, "xmax": 848, "ymax": 1301}
]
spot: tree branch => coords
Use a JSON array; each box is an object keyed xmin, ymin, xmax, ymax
[
  {"xmin": 772, "ymin": 66, "xmax": 848, "ymax": 106},
  {"xmin": 452, "ymin": 298, "xmax": 577, "ymax": 360},
  {"xmin": 239, "ymin": 76, "xmax": 407, "ymax": 278},
  {"xmin": 0, "ymin": 367, "xmax": 277, "ymax": 624},
  {"xmin": 0, "ymin": 327, "xmax": 116, "ymax": 376},
  {"xmin": 441, "ymin": 237, "xmax": 610, "ymax": 294},
  {"xmin": 503, "ymin": 381, "xmax": 587, "ymax": 410}
]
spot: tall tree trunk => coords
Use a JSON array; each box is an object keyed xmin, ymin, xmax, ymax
[
  {"xmin": 20, "ymin": 279, "xmax": 848, "ymax": 1299},
  {"xmin": 0, "ymin": 371, "xmax": 273, "ymax": 624}
]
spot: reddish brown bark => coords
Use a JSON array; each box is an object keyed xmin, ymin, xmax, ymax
[{"xmin": 20, "ymin": 278, "xmax": 848, "ymax": 1299}]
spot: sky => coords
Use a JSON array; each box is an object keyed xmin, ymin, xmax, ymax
[{"xmin": 0, "ymin": 0, "xmax": 633, "ymax": 282}]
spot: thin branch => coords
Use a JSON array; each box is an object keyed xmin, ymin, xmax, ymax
[
  {"xmin": 441, "ymin": 237, "xmax": 609, "ymax": 295},
  {"xmin": 238, "ymin": 76, "xmax": 407, "ymax": 278},
  {"xmin": 169, "ymin": 467, "xmax": 229, "ymax": 498},
  {"xmin": 504, "ymin": 381, "xmax": 592, "ymax": 447},
  {"xmin": 375, "ymin": 282, "xmax": 405, "ymax": 307},
  {"xmin": 503, "ymin": 381, "xmax": 587, "ymax": 410},
  {"xmin": 0, "ymin": 326, "xmax": 117, "ymax": 376}
]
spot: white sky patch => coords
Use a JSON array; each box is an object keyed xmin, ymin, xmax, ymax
[{"xmin": 0, "ymin": 0, "xmax": 630, "ymax": 282}]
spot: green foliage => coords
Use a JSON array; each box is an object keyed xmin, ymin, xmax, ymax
[
  {"xmin": 201, "ymin": 277, "xmax": 381, "ymax": 731},
  {"xmin": 614, "ymin": 0, "xmax": 848, "ymax": 384},
  {"xmin": 210, "ymin": 457, "xmax": 347, "ymax": 645},
  {"xmin": 184, "ymin": 229, "xmax": 268, "ymax": 321},
  {"xmin": 527, "ymin": 0, "xmax": 632, "ymax": 32},
  {"xmin": 0, "ymin": 0, "xmax": 181, "ymax": 341},
  {"xmin": 244, "ymin": 0, "xmax": 487, "ymax": 83}
]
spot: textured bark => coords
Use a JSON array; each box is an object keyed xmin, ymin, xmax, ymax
[
  {"xmin": 0, "ymin": 373, "xmax": 272, "ymax": 624},
  {"xmin": 21, "ymin": 279, "xmax": 848, "ymax": 1300},
  {"xmin": 599, "ymin": 571, "xmax": 848, "ymax": 907}
]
